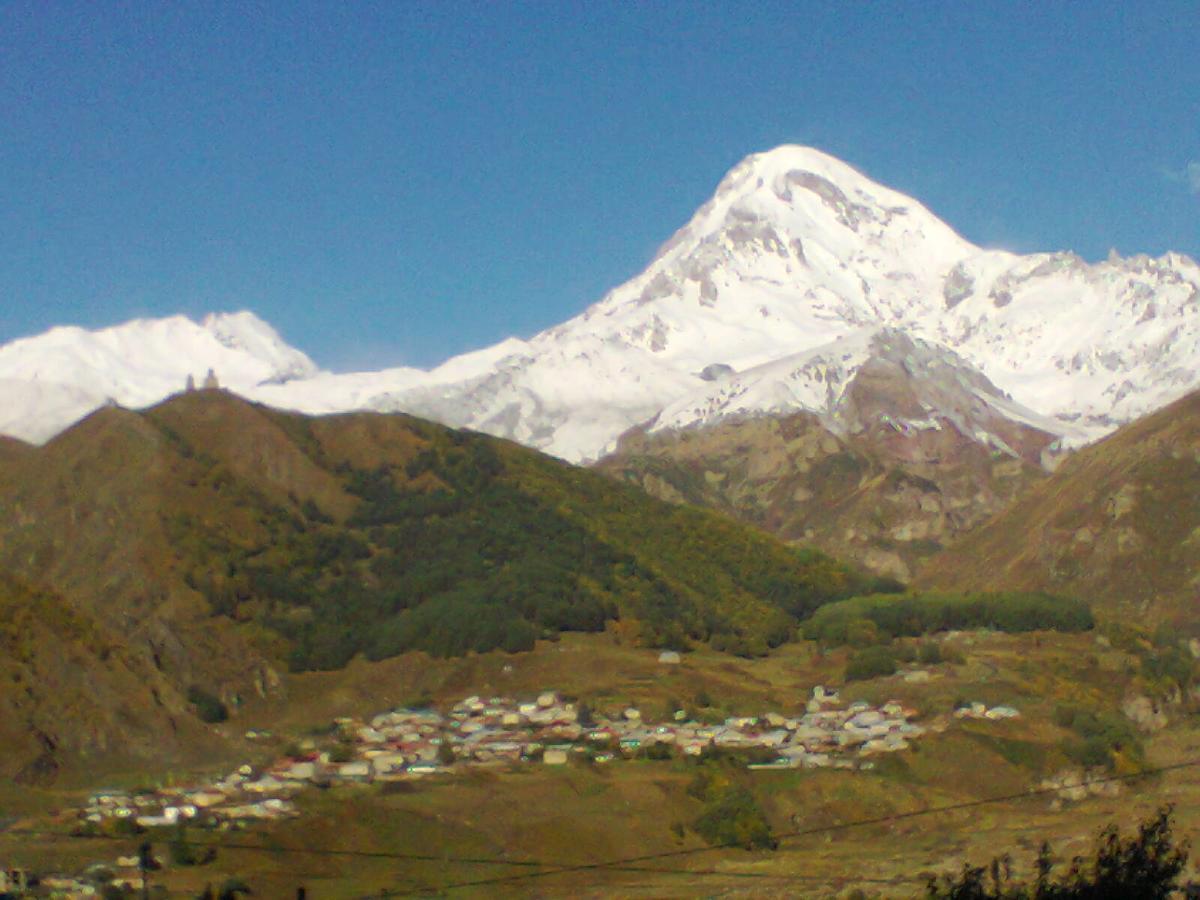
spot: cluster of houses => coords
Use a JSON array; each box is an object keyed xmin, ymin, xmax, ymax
[
  {"xmin": 75, "ymin": 768, "xmax": 302, "ymax": 833},
  {"xmin": 8, "ymin": 687, "xmax": 1022, "ymax": 896},
  {"xmin": 67, "ymin": 685, "xmax": 1019, "ymax": 838}
]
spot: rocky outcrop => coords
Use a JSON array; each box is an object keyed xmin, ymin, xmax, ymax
[{"xmin": 600, "ymin": 405, "xmax": 1045, "ymax": 580}]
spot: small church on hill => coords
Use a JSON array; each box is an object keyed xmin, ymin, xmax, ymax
[{"xmin": 185, "ymin": 368, "xmax": 220, "ymax": 392}]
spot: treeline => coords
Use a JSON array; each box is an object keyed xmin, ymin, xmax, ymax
[{"xmin": 802, "ymin": 590, "xmax": 1094, "ymax": 647}]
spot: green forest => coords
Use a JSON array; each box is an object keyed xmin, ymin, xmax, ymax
[
  {"xmin": 802, "ymin": 590, "xmax": 1094, "ymax": 647},
  {"xmin": 170, "ymin": 408, "xmax": 896, "ymax": 670}
]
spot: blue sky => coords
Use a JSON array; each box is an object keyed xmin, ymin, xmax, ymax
[{"xmin": 2, "ymin": 2, "xmax": 1197, "ymax": 370}]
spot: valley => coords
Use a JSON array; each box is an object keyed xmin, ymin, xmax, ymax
[
  {"xmin": 1, "ymin": 144, "xmax": 1198, "ymax": 898},
  {"xmin": 4, "ymin": 627, "xmax": 1200, "ymax": 897}
]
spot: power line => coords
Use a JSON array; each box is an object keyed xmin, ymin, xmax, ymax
[
  {"xmin": 4, "ymin": 756, "xmax": 1194, "ymax": 897},
  {"xmin": 0, "ymin": 828, "xmax": 839, "ymax": 882},
  {"xmin": 0, "ymin": 829, "xmax": 554, "ymax": 867},
  {"xmin": 364, "ymin": 755, "xmax": 1200, "ymax": 897}
]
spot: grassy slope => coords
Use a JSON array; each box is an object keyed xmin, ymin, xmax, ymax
[
  {"xmin": 6, "ymin": 392, "xmax": 1198, "ymax": 892},
  {"xmin": 918, "ymin": 390, "xmax": 1200, "ymax": 624},
  {"xmin": 143, "ymin": 391, "xmax": 875, "ymax": 661}
]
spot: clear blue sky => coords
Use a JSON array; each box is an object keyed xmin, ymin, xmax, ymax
[{"xmin": 2, "ymin": 2, "xmax": 1197, "ymax": 370}]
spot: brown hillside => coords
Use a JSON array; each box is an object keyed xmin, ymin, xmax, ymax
[
  {"xmin": 0, "ymin": 390, "xmax": 873, "ymax": 779},
  {"xmin": 0, "ymin": 571, "xmax": 227, "ymax": 782},
  {"xmin": 600, "ymin": 410, "xmax": 1045, "ymax": 582},
  {"xmin": 917, "ymin": 391, "xmax": 1200, "ymax": 623},
  {"xmin": 0, "ymin": 434, "xmax": 32, "ymax": 463},
  {"xmin": 0, "ymin": 401, "xmax": 289, "ymax": 776}
]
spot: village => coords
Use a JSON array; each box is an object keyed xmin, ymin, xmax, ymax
[
  {"xmin": 71, "ymin": 685, "xmax": 1021, "ymax": 833},
  {"xmin": 7, "ymin": 687, "xmax": 1021, "ymax": 897}
]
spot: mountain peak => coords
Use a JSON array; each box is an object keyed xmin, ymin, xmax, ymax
[
  {"xmin": 1, "ymin": 147, "xmax": 1197, "ymax": 461},
  {"xmin": 727, "ymin": 144, "xmax": 888, "ymax": 189},
  {"xmin": 201, "ymin": 310, "xmax": 318, "ymax": 384}
]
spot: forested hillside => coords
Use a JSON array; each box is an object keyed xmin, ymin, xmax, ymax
[
  {"xmin": 144, "ymin": 391, "xmax": 889, "ymax": 668},
  {"xmin": 0, "ymin": 389, "xmax": 891, "ymax": 773}
]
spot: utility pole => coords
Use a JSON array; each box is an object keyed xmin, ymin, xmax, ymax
[{"xmin": 138, "ymin": 841, "xmax": 153, "ymax": 900}]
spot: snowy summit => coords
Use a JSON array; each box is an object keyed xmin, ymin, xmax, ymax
[{"xmin": 2, "ymin": 146, "xmax": 1198, "ymax": 461}]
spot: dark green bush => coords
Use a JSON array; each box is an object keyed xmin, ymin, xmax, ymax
[
  {"xmin": 918, "ymin": 641, "xmax": 943, "ymax": 665},
  {"xmin": 1140, "ymin": 646, "xmax": 1195, "ymax": 693},
  {"xmin": 186, "ymin": 686, "xmax": 228, "ymax": 724},
  {"xmin": 692, "ymin": 786, "xmax": 776, "ymax": 850},
  {"xmin": 640, "ymin": 741, "xmax": 673, "ymax": 761},
  {"xmin": 893, "ymin": 641, "xmax": 917, "ymax": 663},
  {"xmin": 1056, "ymin": 706, "xmax": 1142, "ymax": 769},
  {"xmin": 845, "ymin": 645, "xmax": 898, "ymax": 681},
  {"xmin": 168, "ymin": 825, "xmax": 215, "ymax": 866}
]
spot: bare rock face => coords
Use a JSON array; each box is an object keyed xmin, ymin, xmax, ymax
[
  {"xmin": 599, "ymin": 402, "xmax": 1045, "ymax": 579},
  {"xmin": 599, "ymin": 332, "xmax": 1054, "ymax": 579},
  {"xmin": 699, "ymin": 363, "xmax": 736, "ymax": 382}
]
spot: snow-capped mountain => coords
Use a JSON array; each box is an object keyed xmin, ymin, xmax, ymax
[
  {"xmin": 0, "ymin": 312, "xmax": 317, "ymax": 443},
  {"xmin": 646, "ymin": 328, "xmax": 1081, "ymax": 463},
  {"xmin": 2, "ymin": 145, "xmax": 1198, "ymax": 459}
]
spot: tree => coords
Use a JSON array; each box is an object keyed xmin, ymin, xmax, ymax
[
  {"xmin": 169, "ymin": 824, "xmax": 216, "ymax": 866},
  {"xmin": 576, "ymin": 701, "xmax": 595, "ymax": 728},
  {"xmin": 925, "ymin": 806, "xmax": 1188, "ymax": 898},
  {"xmin": 692, "ymin": 786, "xmax": 776, "ymax": 851}
]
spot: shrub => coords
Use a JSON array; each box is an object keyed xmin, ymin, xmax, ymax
[
  {"xmin": 1140, "ymin": 646, "xmax": 1196, "ymax": 694},
  {"xmin": 186, "ymin": 686, "xmax": 228, "ymax": 724},
  {"xmin": 1053, "ymin": 703, "xmax": 1079, "ymax": 728},
  {"xmin": 940, "ymin": 643, "xmax": 967, "ymax": 665},
  {"xmin": 918, "ymin": 642, "xmax": 943, "ymax": 665},
  {"xmin": 1056, "ymin": 706, "xmax": 1142, "ymax": 769},
  {"xmin": 845, "ymin": 618, "xmax": 884, "ymax": 648},
  {"xmin": 894, "ymin": 642, "xmax": 917, "ymax": 663},
  {"xmin": 845, "ymin": 645, "xmax": 897, "ymax": 681},
  {"xmin": 168, "ymin": 825, "xmax": 215, "ymax": 866},
  {"xmin": 692, "ymin": 786, "xmax": 776, "ymax": 850},
  {"xmin": 576, "ymin": 701, "xmax": 596, "ymax": 728},
  {"xmin": 1067, "ymin": 735, "xmax": 1118, "ymax": 770},
  {"xmin": 641, "ymin": 741, "xmax": 673, "ymax": 761}
]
